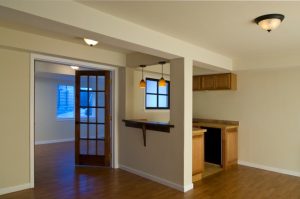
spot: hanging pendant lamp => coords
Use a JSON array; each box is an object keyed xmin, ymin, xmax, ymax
[
  {"xmin": 158, "ymin": 61, "xmax": 166, "ymax": 87},
  {"xmin": 139, "ymin": 65, "xmax": 146, "ymax": 88}
]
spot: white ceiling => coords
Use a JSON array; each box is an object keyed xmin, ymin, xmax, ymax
[{"xmin": 79, "ymin": 1, "xmax": 300, "ymax": 59}]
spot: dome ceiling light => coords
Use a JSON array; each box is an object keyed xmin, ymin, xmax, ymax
[
  {"xmin": 83, "ymin": 38, "xmax": 98, "ymax": 46},
  {"xmin": 70, "ymin": 65, "xmax": 79, "ymax": 70},
  {"xmin": 254, "ymin": 14, "xmax": 285, "ymax": 32}
]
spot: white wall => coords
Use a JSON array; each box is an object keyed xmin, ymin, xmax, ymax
[
  {"xmin": 193, "ymin": 67, "xmax": 300, "ymax": 174},
  {"xmin": 131, "ymin": 69, "xmax": 170, "ymax": 122},
  {"xmin": 35, "ymin": 76, "xmax": 75, "ymax": 144},
  {"xmin": 0, "ymin": 25, "xmax": 125, "ymax": 193},
  {"xmin": 119, "ymin": 58, "xmax": 194, "ymax": 192},
  {"xmin": 0, "ymin": 48, "xmax": 30, "ymax": 191}
]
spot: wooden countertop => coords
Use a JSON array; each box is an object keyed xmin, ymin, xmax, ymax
[
  {"xmin": 193, "ymin": 128, "xmax": 206, "ymax": 136},
  {"xmin": 193, "ymin": 118, "xmax": 239, "ymax": 129},
  {"xmin": 123, "ymin": 119, "xmax": 174, "ymax": 128},
  {"xmin": 122, "ymin": 119, "xmax": 174, "ymax": 146}
]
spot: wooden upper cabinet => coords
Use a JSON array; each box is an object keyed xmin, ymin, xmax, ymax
[
  {"xmin": 193, "ymin": 76, "xmax": 202, "ymax": 91},
  {"xmin": 193, "ymin": 73, "xmax": 237, "ymax": 91},
  {"xmin": 201, "ymin": 75, "xmax": 215, "ymax": 90}
]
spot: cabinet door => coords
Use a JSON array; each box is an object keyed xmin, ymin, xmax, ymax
[
  {"xmin": 201, "ymin": 75, "xmax": 215, "ymax": 90},
  {"xmin": 224, "ymin": 127, "xmax": 238, "ymax": 169},
  {"xmin": 192, "ymin": 134, "xmax": 204, "ymax": 181},
  {"xmin": 215, "ymin": 73, "xmax": 231, "ymax": 89}
]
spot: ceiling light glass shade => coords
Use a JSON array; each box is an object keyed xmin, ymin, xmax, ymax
[
  {"xmin": 158, "ymin": 77, "xmax": 166, "ymax": 87},
  {"xmin": 83, "ymin": 38, "xmax": 98, "ymax": 46},
  {"xmin": 255, "ymin": 14, "xmax": 284, "ymax": 32},
  {"xmin": 70, "ymin": 66, "xmax": 79, "ymax": 70},
  {"xmin": 139, "ymin": 79, "xmax": 146, "ymax": 88},
  {"xmin": 258, "ymin": 18, "xmax": 281, "ymax": 31}
]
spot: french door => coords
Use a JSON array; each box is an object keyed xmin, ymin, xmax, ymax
[{"xmin": 75, "ymin": 71, "xmax": 111, "ymax": 166}]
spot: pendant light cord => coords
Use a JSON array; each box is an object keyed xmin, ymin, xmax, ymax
[{"xmin": 161, "ymin": 63, "xmax": 164, "ymax": 78}]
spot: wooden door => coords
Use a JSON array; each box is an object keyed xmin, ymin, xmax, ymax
[{"xmin": 75, "ymin": 71, "xmax": 111, "ymax": 166}]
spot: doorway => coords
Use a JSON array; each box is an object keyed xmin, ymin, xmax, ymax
[{"xmin": 30, "ymin": 54, "xmax": 118, "ymax": 187}]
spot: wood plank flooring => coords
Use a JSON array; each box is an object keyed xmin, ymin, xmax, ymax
[{"xmin": 0, "ymin": 141, "xmax": 299, "ymax": 199}]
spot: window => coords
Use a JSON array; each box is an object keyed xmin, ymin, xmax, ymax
[
  {"xmin": 57, "ymin": 85, "xmax": 75, "ymax": 119},
  {"xmin": 145, "ymin": 78, "xmax": 170, "ymax": 109},
  {"xmin": 56, "ymin": 85, "xmax": 97, "ymax": 119}
]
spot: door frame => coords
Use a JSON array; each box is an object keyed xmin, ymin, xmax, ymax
[{"xmin": 29, "ymin": 53, "xmax": 119, "ymax": 188}]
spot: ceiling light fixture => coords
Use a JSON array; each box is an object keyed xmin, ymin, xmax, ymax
[
  {"xmin": 254, "ymin": 14, "xmax": 285, "ymax": 32},
  {"xmin": 158, "ymin": 61, "xmax": 166, "ymax": 87},
  {"xmin": 139, "ymin": 65, "xmax": 146, "ymax": 88},
  {"xmin": 83, "ymin": 38, "xmax": 98, "ymax": 46},
  {"xmin": 70, "ymin": 66, "xmax": 79, "ymax": 70}
]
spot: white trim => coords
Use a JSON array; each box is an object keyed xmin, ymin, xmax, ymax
[
  {"xmin": 111, "ymin": 69, "xmax": 119, "ymax": 169},
  {"xmin": 238, "ymin": 160, "xmax": 300, "ymax": 177},
  {"xmin": 119, "ymin": 164, "xmax": 193, "ymax": 192},
  {"xmin": 0, "ymin": 183, "xmax": 32, "ymax": 196},
  {"xmin": 35, "ymin": 138, "xmax": 75, "ymax": 145},
  {"xmin": 30, "ymin": 54, "xmax": 35, "ymax": 189},
  {"xmin": 30, "ymin": 53, "xmax": 119, "ymax": 190}
]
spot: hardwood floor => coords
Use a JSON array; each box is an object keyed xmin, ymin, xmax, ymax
[{"xmin": 1, "ymin": 141, "xmax": 299, "ymax": 199}]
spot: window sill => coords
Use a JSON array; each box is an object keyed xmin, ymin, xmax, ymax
[
  {"xmin": 56, "ymin": 118, "xmax": 75, "ymax": 121},
  {"xmin": 144, "ymin": 109, "xmax": 170, "ymax": 112}
]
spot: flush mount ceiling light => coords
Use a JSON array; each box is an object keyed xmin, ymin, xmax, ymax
[
  {"xmin": 139, "ymin": 65, "xmax": 146, "ymax": 88},
  {"xmin": 83, "ymin": 38, "xmax": 98, "ymax": 46},
  {"xmin": 254, "ymin": 14, "xmax": 285, "ymax": 32},
  {"xmin": 158, "ymin": 61, "xmax": 166, "ymax": 87},
  {"xmin": 70, "ymin": 65, "xmax": 79, "ymax": 70}
]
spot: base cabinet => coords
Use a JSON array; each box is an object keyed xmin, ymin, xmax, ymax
[
  {"xmin": 192, "ymin": 129, "xmax": 205, "ymax": 182},
  {"xmin": 223, "ymin": 127, "xmax": 238, "ymax": 169},
  {"xmin": 193, "ymin": 120, "xmax": 238, "ymax": 170}
]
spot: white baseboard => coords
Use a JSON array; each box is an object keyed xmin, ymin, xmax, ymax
[
  {"xmin": 238, "ymin": 160, "xmax": 300, "ymax": 177},
  {"xmin": 35, "ymin": 138, "xmax": 74, "ymax": 145},
  {"xmin": 119, "ymin": 164, "xmax": 193, "ymax": 192},
  {"xmin": 0, "ymin": 183, "xmax": 32, "ymax": 195}
]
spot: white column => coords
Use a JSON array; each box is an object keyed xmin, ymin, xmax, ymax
[{"xmin": 170, "ymin": 57, "xmax": 193, "ymax": 192}]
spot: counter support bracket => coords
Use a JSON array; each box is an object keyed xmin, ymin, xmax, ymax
[
  {"xmin": 122, "ymin": 119, "xmax": 174, "ymax": 147},
  {"xmin": 142, "ymin": 124, "xmax": 146, "ymax": 147}
]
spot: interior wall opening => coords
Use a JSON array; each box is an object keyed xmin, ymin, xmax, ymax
[{"xmin": 32, "ymin": 55, "xmax": 117, "ymax": 188}]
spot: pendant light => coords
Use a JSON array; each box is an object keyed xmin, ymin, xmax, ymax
[
  {"xmin": 139, "ymin": 65, "xmax": 146, "ymax": 88},
  {"xmin": 158, "ymin": 61, "xmax": 166, "ymax": 87},
  {"xmin": 254, "ymin": 14, "xmax": 285, "ymax": 32}
]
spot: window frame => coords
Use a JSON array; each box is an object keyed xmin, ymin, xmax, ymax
[{"xmin": 145, "ymin": 77, "xmax": 170, "ymax": 110}]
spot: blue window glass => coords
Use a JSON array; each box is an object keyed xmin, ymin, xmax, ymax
[
  {"xmin": 146, "ymin": 80, "xmax": 157, "ymax": 93},
  {"xmin": 80, "ymin": 88, "xmax": 96, "ymax": 119},
  {"xmin": 57, "ymin": 85, "xmax": 75, "ymax": 119},
  {"xmin": 146, "ymin": 94, "xmax": 157, "ymax": 107},
  {"xmin": 158, "ymin": 95, "xmax": 168, "ymax": 108},
  {"xmin": 158, "ymin": 82, "xmax": 168, "ymax": 94},
  {"xmin": 145, "ymin": 78, "xmax": 170, "ymax": 109}
]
